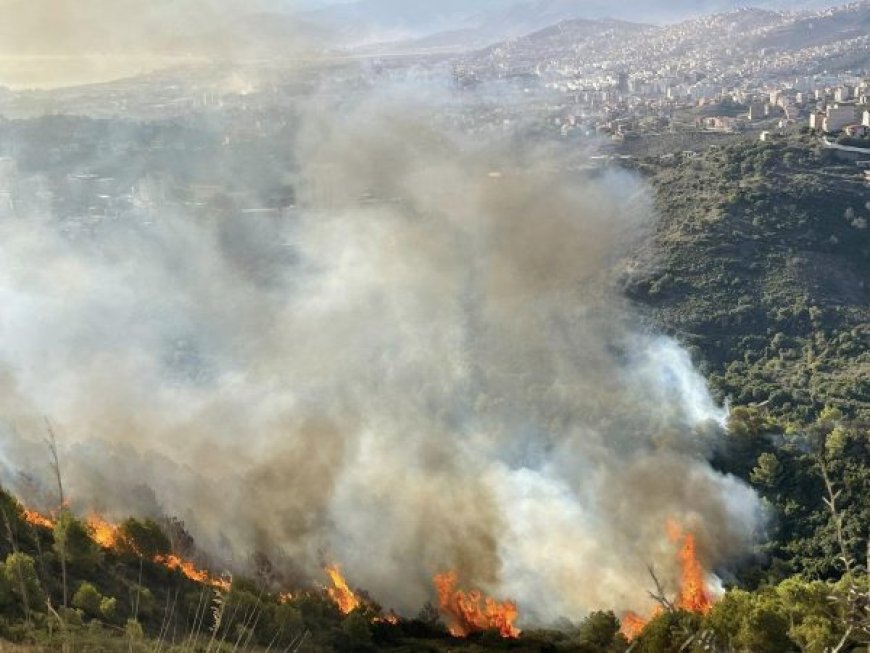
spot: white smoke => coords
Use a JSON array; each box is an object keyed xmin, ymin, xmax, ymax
[{"xmin": 0, "ymin": 85, "xmax": 762, "ymax": 623}]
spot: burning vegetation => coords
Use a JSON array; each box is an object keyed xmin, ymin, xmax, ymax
[
  {"xmin": 619, "ymin": 611, "xmax": 648, "ymax": 641},
  {"xmin": 667, "ymin": 519, "xmax": 714, "ymax": 615},
  {"xmin": 434, "ymin": 571, "xmax": 521, "ymax": 639},
  {"xmin": 22, "ymin": 508, "xmax": 55, "ymax": 530},
  {"xmin": 23, "ymin": 501, "xmax": 721, "ymax": 643},
  {"xmin": 620, "ymin": 519, "xmax": 716, "ymax": 640},
  {"xmin": 155, "ymin": 554, "xmax": 232, "ymax": 591},
  {"xmin": 325, "ymin": 563, "xmax": 361, "ymax": 614},
  {"xmin": 22, "ymin": 504, "xmax": 232, "ymax": 591},
  {"xmin": 24, "ymin": 504, "xmax": 404, "ymax": 629},
  {"xmin": 324, "ymin": 564, "xmax": 400, "ymax": 625},
  {"xmin": 86, "ymin": 513, "xmax": 120, "ymax": 550}
]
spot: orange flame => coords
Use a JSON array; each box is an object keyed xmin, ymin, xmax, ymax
[
  {"xmin": 434, "ymin": 571, "xmax": 521, "ymax": 639},
  {"xmin": 666, "ymin": 519, "xmax": 713, "ymax": 614},
  {"xmin": 22, "ymin": 509, "xmax": 55, "ymax": 529},
  {"xmin": 620, "ymin": 611, "xmax": 650, "ymax": 640},
  {"xmin": 620, "ymin": 520, "xmax": 714, "ymax": 640},
  {"xmin": 86, "ymin": 513, "xmax": 230, "ymax": 591},
  {"xmin": 324, "ymin": 565, "xmax": 402, "ymax": 624},
  {"xmin": 86, "ymin": 514, "xmax": 121, "ymax": 549},
  {"xmin": 325, "ymin": 564, "xmax": 361, "ymax": 614},
  {"xmin": 155, "ymin": 554, "xmax": 231, "ymax": 591},
  {"xmin": 19, "ymin": 501, "xmax": 230, "ymax": 592}
]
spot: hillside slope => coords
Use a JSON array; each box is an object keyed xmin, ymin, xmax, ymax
[{"xmin": 627, "ymin": 133, "xmax": 870, "ymax": 420}]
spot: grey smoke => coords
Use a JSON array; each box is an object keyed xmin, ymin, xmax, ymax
[{"xmin": 0, "ymin": 86, "xmax": 761, "ymax": 623}]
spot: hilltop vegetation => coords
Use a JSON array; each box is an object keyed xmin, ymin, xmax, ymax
[
  {"xmin": 0, "ymin": 408, "xmax": 867, "ymax": 651},
  {"xmin": 617, "ymin": 131, "xmax": 870, "ymax": 648},
  {"xmin": 628, "ymin": 131, "xmax": 870, "ymax": 421}
]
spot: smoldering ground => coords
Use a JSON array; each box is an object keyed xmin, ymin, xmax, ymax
[{"xmin": 0, "ymin": 85, "xmax": 761, "ymax": 624}]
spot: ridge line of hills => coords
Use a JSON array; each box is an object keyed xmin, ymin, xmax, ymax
[{"xmin": 0, "ymin": 0, "xmax": 861, "ymax": 57}]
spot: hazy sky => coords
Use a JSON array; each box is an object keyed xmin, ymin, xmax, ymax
[{"xmin": 0, "ymin": 0, "xmax": 848, "ymax": 68}]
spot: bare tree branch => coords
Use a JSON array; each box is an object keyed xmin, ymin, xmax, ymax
[
  {"xmin": 647, "ymin": 564, "xmax": 676, "ymax": 613},
  {"xmin": 816, "ymin": 450, "xmax": 869, "ymax": 652},
  {"xmin": 44, "ymin": 418, "xmax": 68, "ymax": 609}
]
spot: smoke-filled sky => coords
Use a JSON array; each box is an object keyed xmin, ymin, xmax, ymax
[
  {"xmin": 0, "ymin": 0, "xmax": 847, "ymax": 91},
  {"xmin": 0, "ymin": 83, "xmax": 762, "ymax": 622}
]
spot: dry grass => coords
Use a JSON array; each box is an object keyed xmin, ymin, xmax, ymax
[{"xmin": 0, "ymin": 643, "xmax": 45, "ymax": 653}]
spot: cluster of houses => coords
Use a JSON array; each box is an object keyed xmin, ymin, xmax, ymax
[{"xmin": 809, "ymin": 104, "xmax": 870, "ymax": 136}]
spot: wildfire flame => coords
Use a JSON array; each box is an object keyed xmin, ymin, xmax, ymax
[
  {"xmin": 620, "ymin": 519, "xmax": 714, "ymax": 640},
  {"xmin": 155, "ymin": 554, "xmax": 231, "ymax": 591},
  {"xmin": 22, "ymin": 509, "xmax": 55, "ymax": 529},
  {"xmin": 620, "ymin": 611, "xmax": 649, "ymax": 641},
  {"xmin": 83, "ymin": 511, "xmax": 231, "ymax": 591},
  {"xmin": 434, "ymin": 570, "xmax": 521, "ymax": 639},
  {"xmin": 18, "ymin": 501, "xmax": 230, "ymax": 592},
  {"xmin": 323, "ymin": 564, "xmax": 403, "ymax": 625},
  {"xmin": 325, "ymin": 564, "xmax": 361, "ymax": 614},
  {"xmin": 87, "ymin": 513, "xmax": 121, "ymax": 549},
  {"xmin": 666, "ymin": 519, "xmax": 713, "ymax": 614}
]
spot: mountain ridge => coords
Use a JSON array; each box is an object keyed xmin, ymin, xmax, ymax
[{"xmin": 0, "ymin": 0, "xmax": 853, "ymax": 56}]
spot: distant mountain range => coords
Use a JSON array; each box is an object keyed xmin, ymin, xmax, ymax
[
  {"xmin": 300, "ymin": 0, "xmax": 853, "ymax": 50},
  {"xmin": 750, "ymin": 1, "xmax": 870, "ymax": 50},
  {"xmin": 0, "ymin": 0, "xmax": 857, "ymax": 57},
  {"xmin": 460, "ymin": 2, "xmax": 870, "ymax": 78}
]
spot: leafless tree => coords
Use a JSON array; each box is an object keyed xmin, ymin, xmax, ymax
[
  {"xmin": 646, "ymin": 564, "xmax": 676, "ymax": 613},
  {"xmin": 45, "ymin": 418, "xmax": 68, "ymax": 608},
  {"xmin": 817, "ymin": 455, "xmax": 869, "ymax": 653}
]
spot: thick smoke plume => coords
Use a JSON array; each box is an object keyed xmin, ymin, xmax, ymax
[{"xmin": 0, "ymin": 87, "xmax": 761, "ymax": 623}]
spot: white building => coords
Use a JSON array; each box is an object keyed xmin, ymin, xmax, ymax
[
  {"xmin": 834, "ymin": 86, "xmax": 854, "ymax": 102},
  {"xmin": 822, "ymin": 105, "xmax": 856, "ymax": 133},
  {"xmin": 748, "ymin": 102, "xmax": 766, "ymax": 121}
]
